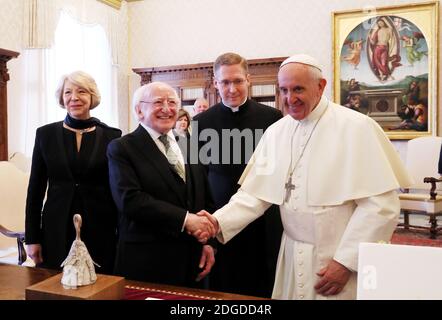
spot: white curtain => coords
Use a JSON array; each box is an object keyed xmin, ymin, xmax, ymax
[
  {"xmin": 21, "ymin": 49, "xmax": 52, "ymax": 157},
  {"xmin": 22, "ymin": 0, "xmax": 57, "ymax": 49},
  {"xmin": 21, "ymin": 9, "xmax": 119, "ymax": 156},
  {"xmin": 47, "ymin": 10, "xmax": 117, "ymax": 127}
]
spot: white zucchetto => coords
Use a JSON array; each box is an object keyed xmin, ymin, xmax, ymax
[{"xmin": 280, "ymin": 54, "xmax": 323, "ymax": 72}]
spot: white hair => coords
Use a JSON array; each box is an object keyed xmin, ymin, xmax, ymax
[
  {"xmin": 132, "ymin": 82, "xmax": 181, "ymax": 120},
  {"xmin": 308, "ymin": 65, "xmax": 323, "ymax": 81},
  {"xmin": 55, "ymin": 70, "xmax": 101, "ymax": 109}
]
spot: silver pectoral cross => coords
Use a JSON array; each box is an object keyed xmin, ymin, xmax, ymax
[{"xmin": 284, "ymin": 175, "xmax": 296, "ymax": 202}]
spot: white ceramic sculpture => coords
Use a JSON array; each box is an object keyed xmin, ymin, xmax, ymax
[{"xmin": 61, "ymin": 214, "xmax": 99, "ymax": 289}]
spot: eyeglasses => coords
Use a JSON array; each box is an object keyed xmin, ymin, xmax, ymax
[
  {"xmin": 217, "ymin": 79, "xmax": 247, "ymax": 88},
  {"xmin": 140, "ymin": 99, "xmax": 179, "ymax": 109}
]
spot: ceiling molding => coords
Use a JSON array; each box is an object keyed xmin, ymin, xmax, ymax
[
  {"xmin": 97, "ymin": 0, "xmax": 122, "ymax": 9},
  {"xmin": 97, "ymin": 0, "xmax": 144, "ymax": 9}
]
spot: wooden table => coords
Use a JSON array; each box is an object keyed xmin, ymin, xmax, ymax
[
  {"xmin": 0, "ymin": 263, "xmax": 267, "ymax": 300},
  {"xmin": 0, "ymin": 263, "xmax": 58, "ymax": 300}
]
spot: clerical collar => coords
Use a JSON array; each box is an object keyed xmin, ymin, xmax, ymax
[
  {"xmin": 222, "ymin": 97, "xmax": 248, "ymax": 112},
  {"xmin": 140, "ymin": 122, "xmax": 175, "ymax": 141},
  {"xmin": 298, "ymin": 96, "xmax": 328, "ymax": 124}
]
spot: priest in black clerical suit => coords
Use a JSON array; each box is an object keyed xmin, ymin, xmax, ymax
[
  {"xmin": 193, "ymin": 52, "xmax": 283, "ymax": 297},
  {"xmin": 108, "ymin": 82, "xmax": 215, "ymax": 287}
]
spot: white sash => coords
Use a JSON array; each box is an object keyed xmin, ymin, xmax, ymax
[
  {"xmin": 280, "ymin": 202, "xmax": 355, "ymax": 246},
  {"xmin": 280, "ymin": 205, "xmax": 316, "ymax": 244}
]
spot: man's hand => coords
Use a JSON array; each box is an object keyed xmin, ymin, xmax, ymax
[
  {"xmin": 196, "ymin": 245, "xmax": 215, "ymax": 282},
  {"xmin": 26, "ymin": 244, "xmax": 43, "ymax": 265},
  {"xmin": 185, "ymin": 211, "xmax": 217, "ymax": 243},
  {"xmin": 314, "ymin": 259, "xmax": 352, "ymax": 296},
  {"xmin": 192, "ymin": 210, "xmax": 219, "ymax": 243}
]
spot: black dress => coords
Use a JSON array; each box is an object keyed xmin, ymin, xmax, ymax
[
  {"xmin": 193, "ymin": 99, "xmax": 283, "ymax": 297},
  {"xmin": 25, "ymin": 122, "xmax": 121, "ymax": 274},
  {"xmin": 63, "ymin": 130, "xmax": 104, "ymax": 267}
]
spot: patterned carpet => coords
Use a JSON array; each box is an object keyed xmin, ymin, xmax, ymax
[{"xmin": 391, "ymin": 228, "xmax": 442, "ymax": 247}]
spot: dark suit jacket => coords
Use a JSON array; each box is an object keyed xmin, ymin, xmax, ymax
[
  {"xmin": 25, "ymin": 121, "xmax": 121, "ymax": 273},
  {"xmin": 107, "ymin": 125, "xmax": 213, "ymax": 287}
]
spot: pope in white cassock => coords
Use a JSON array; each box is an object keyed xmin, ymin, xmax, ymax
[{"xmin": 197, "ymin": 54, "xmax": 413, "ymax": 300}]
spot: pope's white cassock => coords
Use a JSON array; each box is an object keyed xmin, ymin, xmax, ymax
[{"xmin": 213, "ymin": 95, "xmax": 413, "ymax": 300}]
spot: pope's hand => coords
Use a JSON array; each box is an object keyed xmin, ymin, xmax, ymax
[
  {"xmin": 195, "ymin": 210, "xmax": 219, "ymax": 241},
  {"xmin": 314, "ymin": 259, "xmax": 352, "ymax": 296}
]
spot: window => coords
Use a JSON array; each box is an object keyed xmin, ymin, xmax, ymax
[{"xmin": 46, "ymin": 11, "xmax": 117, "ymax": 127}]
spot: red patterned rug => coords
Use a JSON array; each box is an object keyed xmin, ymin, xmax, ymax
[
  {"xmin": 391, "ymin": 229, "xmax": 442, "ymax": 247},
  {"xmin": 123, "ymin": 285, "xmax": 217, "ymax": 300}
]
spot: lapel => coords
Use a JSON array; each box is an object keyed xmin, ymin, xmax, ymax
[
  {"xmin": 132, "ymin": 125, "xmax": 187, "ymax": 206},
  {"xmin": 176, "ymin": 134, "xmax": 195, "ymax": 201},
  {"xmin": 55, "ymin": 122, "xmax": 74, "ymax": 179},
  {"xmin": 83, "ymin": 125, "xmax": 104, "ymax": 174}
]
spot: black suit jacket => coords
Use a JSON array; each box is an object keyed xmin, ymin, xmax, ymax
[
  {"xmin": 25, "ymin": 121, "xmax": 121, "ymax": 273},
  {"xmin": 107, "ymin": 125, "xmax": 213, "ymax": 287}
]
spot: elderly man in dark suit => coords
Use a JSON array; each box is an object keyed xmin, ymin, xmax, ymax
[{"xmin": 107, "ymin": 82, "xmax": 215, "ymax": 287}]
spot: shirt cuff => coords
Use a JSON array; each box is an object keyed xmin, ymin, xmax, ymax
[{"xmin": 181, "ymin": 211, "xmax": 189, "ymax": 232}]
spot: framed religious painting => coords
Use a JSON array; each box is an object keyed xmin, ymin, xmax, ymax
[{"xmin": 332, "ymin": 2, "xmax": 439, "ymax": 139}]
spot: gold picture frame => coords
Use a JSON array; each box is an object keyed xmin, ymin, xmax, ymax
[{"xmin": 332, "ymin": 1, "xmax": 439, "ymax": 139}]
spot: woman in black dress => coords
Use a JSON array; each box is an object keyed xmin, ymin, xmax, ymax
[{"xmin": 25, "ymin": 71, "xmax": 121, "ymax": 274}]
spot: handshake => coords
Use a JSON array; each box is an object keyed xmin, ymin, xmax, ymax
[{"xmin": 185, "ymin": 210, "xmax": 219, "ymax": 244}]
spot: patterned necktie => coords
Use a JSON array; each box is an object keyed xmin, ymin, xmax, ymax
[{"xmin": 158, "ymin": 135, "xmax": 186, "ymax": 182}]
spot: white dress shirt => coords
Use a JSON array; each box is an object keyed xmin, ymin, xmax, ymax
[{"xmin": 139, "ymin": 123, "xmax": 188, "ymax": 231}]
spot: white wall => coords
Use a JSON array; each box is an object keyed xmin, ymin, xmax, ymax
[
  {"xmin": 1, "ymin": 0, "xmax": 440, "ymax": 160},
  {"xmin": 0, "ymin": 0, "xmax": 129, "ymax": 157},
  {"xmin": 0, "ymin": 0, "xmax": 24, "ymax": 157},
  {"xmin": 128, "ymin": 0, "xmax": 442, "ymax": 158}
]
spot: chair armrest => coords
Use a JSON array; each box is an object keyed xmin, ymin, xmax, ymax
[
  {"xmin": 424, "ymin": 177, "xmax": 442, "ymax": 200},
  {"xmin": 0, "ymin": 224, "xmax": 27, "ymax": 265}
]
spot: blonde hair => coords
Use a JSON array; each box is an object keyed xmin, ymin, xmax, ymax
[
  {"xmin": 213, "ymin": 52, "xmax": 248, "ymax": 75},
  {"xmin": 55, "ymin": 71, "xmax": 101, "ymax": 109}
]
